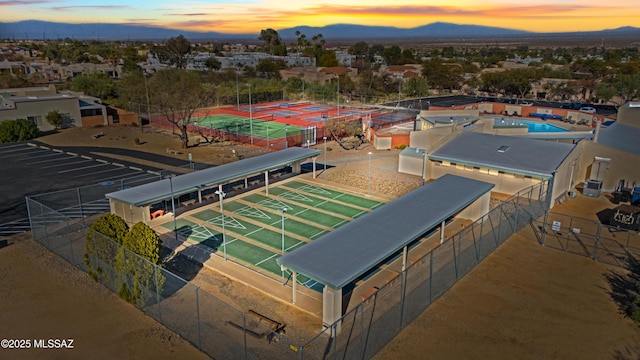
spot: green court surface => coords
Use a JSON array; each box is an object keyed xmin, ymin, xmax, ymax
[
  {"xmin": 194, "ymin": 114, "xmax": 302, "ymax": 139},
  {"xmin": 222, "ymin": 201, "xmax": 329, "ymax": 240},
  {"xmin": 242, "ymin": 193, "xmax": 350, "ymax": 229},
  {"xmin": 190, "ymin": 209, "xmax": 306, "ymax": 253},
  {"xmin": 268, "ymin": 187, "xmax": 369, "ymax": 219},
  {"xmin": 282, "ymin": 181, "xmax": 385, "ymax": 209}
]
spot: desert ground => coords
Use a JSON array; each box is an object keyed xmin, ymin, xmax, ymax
[{"xmin": 2, "ymin": 124, "xmax": 639, "ymax": 359}]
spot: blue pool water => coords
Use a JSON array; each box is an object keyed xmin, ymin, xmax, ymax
[{"xmin": 520, "ymin": 121, "xmax": 568, "ymax": 133}]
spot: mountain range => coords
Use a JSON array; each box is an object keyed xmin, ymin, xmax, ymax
[{"xmin": 1, "ymin": 20, "xmax": 639, "ymax": 42}]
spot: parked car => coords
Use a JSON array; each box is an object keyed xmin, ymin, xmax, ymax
[
  {"xmin": 519, "ymin": 101, "xmax": 533, "ymax": 106},
  {"xmin": 579, "ymin": 107, "xmax": 596, "ymax": 114},
  {"xmin": 561, "ymin": 102, "xmax": 583, "ymax": 110}
]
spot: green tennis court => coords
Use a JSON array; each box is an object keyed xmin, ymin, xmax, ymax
[
  {"xmin": 268, "ymin": 187, "xmax": 369, "ymax": 218},
  {"xmin": 194, "ymin": 114, "xmax": 303, "ymax": 140},
  {"xmin": 282, "ymin": 181, "xmax": 385, "ymax": 209}
]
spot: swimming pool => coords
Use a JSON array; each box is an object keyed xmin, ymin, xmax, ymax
[{"xmin": 520, "ymin": 121, "xmax": 568, "ymax": 133}]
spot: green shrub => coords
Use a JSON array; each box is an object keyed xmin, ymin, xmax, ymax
[
  {"xmin": 0, "ymin": 119, "xmax": 39, "ymax": 143},
  {"xmin": 395, "ymin": 144, "xmax": 407, "ymax": 150}
]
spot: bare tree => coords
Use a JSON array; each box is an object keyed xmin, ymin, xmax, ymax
[{"xmin": 149, "ymin": 68, "xmax": 213, "ymax": 148}]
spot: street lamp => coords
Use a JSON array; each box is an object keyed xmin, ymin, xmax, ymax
[
  {"xmin": 143, "ymin": 72, "xmax": 151, "ymax": 128},
  {"xmin": 421, "ymin": 150, "xmax": 427, "ymax": 185},
  {"xmin": 368, "ymin": 152, "xmax": 372, "ymax": 194},
  {"xmin": 215, "ymin": 190, "xmax": 227, "ymax": 261},
  {"xmin": 323, "ymin": 136, "xmax": 327, "ymax": 182},
  {"xmin": 279, "ymin": 207, "xmax": 288, "ymax": 285},
  {"xmin": 284, "ymin": 128, "xmax": 288, "ymax": 149},
  {"xmin": 235, "ymin": 71, "xmax": 240, "ymax": 111},
  {"xmin": 247, "ymin": 83, "xmax": 253, "ymax": 152},
  {"xmin": 166, "ymin": 175, "xmax": 177, "ymax": 242}
]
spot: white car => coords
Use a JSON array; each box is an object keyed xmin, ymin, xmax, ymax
[
  {"xmin": 579, "ymin": 107, "xmax": 596, "ymax": 114},
  {"xmin": 519, "ymin": 101, "xmax": 533, "ymax": 106}
]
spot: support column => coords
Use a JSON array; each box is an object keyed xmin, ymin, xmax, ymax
[
  {"xmin": 322, "ymin": 285, "xmax": 342, "ymax": 333},
  {"xmin": 197, "ymin": 189, "xmax": 202, "ymax": 203},
  {"xmin": 264, "ymin": 171, "xmax": 270, "ymax": 195},
  {"xmin": 244, "ymin": 177, "xmax": 248, "ymax": 188},
  {"xmin": 440, "ymin": 220, "xmax": 445, "ymax": 244},
  {"xmin": 312, "ymin": 156, "xmax": 317, "ymax": 179},
  {"xmin": 402, "ymin": 246, "xmax": 407, "ymax": 271},
  {"xmin": 292, "ymin": 271, "xmax": 297, "ymax": 304}
]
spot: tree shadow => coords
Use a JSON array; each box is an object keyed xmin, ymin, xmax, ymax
[
  {"xmin": 603, "ymin": 254, "xmax": 640, "ymax": 324},
  {"xmin": 612, "ymin": 343, "xmax": 640, "ymax": 360}
]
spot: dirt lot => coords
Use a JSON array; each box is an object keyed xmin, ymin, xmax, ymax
[{"xmin": 2, "ymin": 124, "xmax": 639, "ymax": 359}]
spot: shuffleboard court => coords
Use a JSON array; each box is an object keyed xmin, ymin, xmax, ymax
[
  {"xmin": 268, "ymin": 187, "xmax": 369, "ymax": 219},
  {"xmin": 190, "ymin": 209, "xmax": 307, "ymax": 252},
  {"xmin": 242, "ymin": 193, "xmax": 350, "ymax": 229},
  {"xmin": 160, "ymin": 218, "xmax": 221, "ymax": 249},
  {"xmin": 220, "ymin": 202, "xmax": 329, "ymax": 240},
  {"xmin": 282, "ymin": 180, "xmax": 385, "ymax": 209}
]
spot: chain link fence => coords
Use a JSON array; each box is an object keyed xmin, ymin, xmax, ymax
[
  {"xmin": 532, "ymin": 212, "xmax": 640, "ymax": 268},
  {"xmin": 26, "ymin": 177, "xmax": 549, "ymax": 359}
]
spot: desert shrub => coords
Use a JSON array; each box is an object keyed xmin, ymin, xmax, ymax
[{"xmin": 395, "ymin": 144, "xmax": 407, "ymax": 150}]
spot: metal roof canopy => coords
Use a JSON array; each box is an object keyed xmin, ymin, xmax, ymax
[
  {"xmin": 429, "ymin": 132, "xmax": 575, "ymax": 179},
  {"xmin": 105, "ymin": 147, "xmax": 321, "ymax": 206},
  {"xmin": 277, "ymin": 174, "xmax": 494, "ymax": 290}
]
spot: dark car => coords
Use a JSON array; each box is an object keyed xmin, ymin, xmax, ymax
[{"xmin": 560, "ymin": 102, "xmax": 583, "ymax": 110}]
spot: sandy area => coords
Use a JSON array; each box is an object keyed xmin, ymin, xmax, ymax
[{"xmin": 2, "ymin": 124, "xmax": 639, "ymax": 359}]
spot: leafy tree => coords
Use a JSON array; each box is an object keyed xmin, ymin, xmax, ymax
[
  {"xmin": 0, "ymin": 119, "xmax": 39, "ymax": 143},
  {"xmin": 117, "ymin": 222, "xmax": 164, "ymax": 305},
  {"xmin": 163, "ymin": 35, "xmax": 192, "ymax": 69},
  {"xmin": 382, "ymin": 45, "xmax": 402, "ymax": 65},
  {"xmin": 149, "ymin": 68, "xmax": 213, "ymax": 148},
  {"xmin": 46, "ymin": 110, "xmax": 64, "ymax": 130},
  {"xmin": 204, "ymin": 56, "xmax": 221, "ymax": 72},
  {"xmin": 255, "ymin": 59, "xmax": 285, "ymax": 79},
  {"xmin": 69, "ymin": 72, "xmax": 116, "ymax": 100},
  {"xmin": 594, "ymin": 83, "xmax": 617, "ymax": 104},
  {"xmin": 258, "ymin": 28, "xmax": 282, "ymax": 55},
  {"xmin": 84, "ymin": 213, "xmax": 129, "ymax": 282}
]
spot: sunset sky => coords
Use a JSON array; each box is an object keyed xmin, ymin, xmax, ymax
[{"xmin": 2, "ymin": 0, "xmax": 639, "ymax": 34}]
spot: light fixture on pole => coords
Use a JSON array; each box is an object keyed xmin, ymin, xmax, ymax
[
  {"xmin": 247, "ymin": 83, "xmax": 253, "ymax": 152},
  {"xmin": 166, "ymin": 175, "xmax": 177, "ymax": 242},
  {"xmin": 215, "ymin": 190, "xmax": 227, "ymax": 261},
  {"xmin": 143, "ymin": 71, "xmax": 151, "ymax": 128},
  {"xmin": 368, "ymin": 152, "xmax": 372, "ymax": 194},
  {"xmin": 235, "ymin": 71, "xmax": 239, "ymax": 111},
  {"xmin": 336, "ymin": 73, "xmax": 340, "ymax": 117},
  {"xmin": 284, "ymin": 128, "xmax": 288, "ymax": 149},
  {"xmin": 323, "ymin": 136, "xmax": 327, "ymax": 182},
  {"xmin": 422, "ymin": 150, "xmax": 427, "ymax": 185},
  {"xmin": 279, "ymin": 207, "xmax": 288, "ymax": 285}
]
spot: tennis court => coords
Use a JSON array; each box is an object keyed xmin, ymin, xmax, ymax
[
  {"xmin": 158, "ymin": 179, "xmax": 386, "ymax": 292},
  {"xmin": 301, "ymin": 106, "xmax": 331, "ymax": 112},
  {"xmin": 194, "ymin": 114, "xmax": 303, "ymax": 140}
]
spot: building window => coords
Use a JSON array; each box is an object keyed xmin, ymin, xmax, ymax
[{"xmin": 26, "ymin": 116, "xmax": 42, "ymax": 126}]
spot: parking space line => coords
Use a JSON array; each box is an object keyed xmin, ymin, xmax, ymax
[
  {"xmin": 81, "ymin": 155, "xmax": 93, "ymax": 160},
  {"xmin": 52, "ymin": 149, "xmax": 63, "ymax": 153},
  {"xmin": 2, "ymin": 149, "xmax": 49, "ymax": 158},
  {"xmin": 29, "ymin": 156, "xmax": 79, "ymax": 165},
  {"xmin": 76, "ymin": 167, "xmax": 133, "ymax": 177},
  {"xmin": 66, "ymin": 152, "xmax": 78, "ymax": 156},
  {"xmin": 0, "ymin": 146, "xmax": 40, "ymax": 154},
  {"xmin": 23, "ymin": 152, "xmax": 65, "ymax": 160},
  {"xmin": 58, "ymin": 163, "xmax": 111, "ymax": 174},
  {"xmin": 129, "ymin": 166, "xmax": 142, "ymax": 171},
  {"xmin": 1, "ymin": 143, "xmax": 28, "ymax": 149},
  {"xmin": 41, "ymin": 160, "xmax": 92, "ymax": 169},
  {"xmin": 112, "ymin": 163, "xmax": 125, "ymax": 167},
  {"xmin": 96, "ymin": 159, "xmax": 109, "ymax": 164}
]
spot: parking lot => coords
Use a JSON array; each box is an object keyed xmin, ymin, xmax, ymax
[{"xmin": 0, "ymin": 141, "xmax": 176, "ymax": 238}]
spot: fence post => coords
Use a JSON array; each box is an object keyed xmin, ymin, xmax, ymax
[
  {"xmin": 243, "ymin": 313, "xmax": 248, "ymax": 360},
  {"xmin": 155, "ymin": 265, "xmax": 162, "ymax": 323},
  {"xmin": 195, "ymin": 287, "xmax": 201, "ymax": 350},
  {"xmin": 593, "ymin": 222, "xmax": 601, "ymax": 262},
  {"xmin": 429, "ymin": 250, "xmax": 434, "ymax": 304},
  {"xmin": 66, "ymin": 217, "xmax": 75, "ymax": 264},
  {"xmin": 77, "ymin": 187, "xmax": 83, "ymax": 224},
  {"xmin": 93, "ymin": 230, "xmax": 98, "ymax": 271}
]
